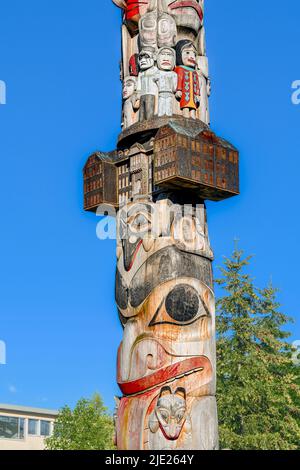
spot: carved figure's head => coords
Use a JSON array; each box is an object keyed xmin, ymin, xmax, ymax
[
  {"xmin": 157, "ymin": 47, "xmax": 176, "ymax": 71},
  {"xmin": 138, "ymin": 48, "xmax": 156, "ymax": 70},
  {"xmin": 176, "ymin": 40, "xmax": 197, "ymax": 68},
  {"xmin": 123, "ymin": 76, "xmax": 137, "ymax": 99},
  {"xmin": 149, "ymin": 387, "xmax": 189, "ymax": 440}
]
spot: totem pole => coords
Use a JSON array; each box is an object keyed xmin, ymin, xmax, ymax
[{"xmin": 83, "ymin": 0, "xmax": 239, "ymax": 450}]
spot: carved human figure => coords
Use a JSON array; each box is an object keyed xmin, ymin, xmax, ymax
[
  {"xmin": 154, "ymin": 47, "xmax": 177, "ymax": 117},
  {"xmin": 122, "ymin": 76, "xmax": 139, "ymax": 129},
  {"xmin": 175, "ymin": 40, "xmax": 200, "ymax": 119},
  {"xmin": 137, "ymin": 49, "xmax": 158, "ymax": 122}
]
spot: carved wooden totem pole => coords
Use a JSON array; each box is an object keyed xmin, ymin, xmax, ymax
[{"xmin": 83, "ymin": 0, "xmax": 239, "ymax": 450}]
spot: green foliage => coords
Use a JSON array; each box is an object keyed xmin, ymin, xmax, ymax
[
  {"xmin": 45, "ymin": 393, "xmax": 115, "ymax": 450},
  {"xmin": 216, "ymin": 248, "xmax": 300, "ymax": 450}
]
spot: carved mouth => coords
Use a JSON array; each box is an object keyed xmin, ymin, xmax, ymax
[
  {"xmin": 169, "ymin": 1, "xmax": 203, "ymax": 21},
  {"xmin": 118, "ymin": 356, "xmax": 210, "ymax": 396}
]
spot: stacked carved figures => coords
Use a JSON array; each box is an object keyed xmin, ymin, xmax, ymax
[
  {"xmin": 83, "ymin": 0, "xmax": 239, "ymax": 450},
  {"xmin": 117, "ymin": 0, "xmax": 211, "ymax": 127}
]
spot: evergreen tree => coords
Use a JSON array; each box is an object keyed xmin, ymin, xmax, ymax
[
  {"xmin": 216, "ymin": 248, "xmax": 300, "ymax": 450},
  {"xmin": 45, "ymin": 393, "xmax": 115, "ymax": 450}
]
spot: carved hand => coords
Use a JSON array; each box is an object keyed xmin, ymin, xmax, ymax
[{"xmin": 176, "ymin": 91, "xmax": 182, "ymax": 100}]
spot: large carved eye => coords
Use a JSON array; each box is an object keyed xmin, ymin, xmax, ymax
[
  {"xmin": 158, "ymin": 408, "xmax": 170, "ymax": 423},
  {"xmin": 129, "ymin": 213, "xmax": 150, "ymax": 232},
  {"xmin": 166, "ymin": 285, "xmax": 199, "ymax": 322},
  {"xmin": 175, "ymin": 407, "xmax": 186, "ymax": 423},
  {"xmin": 149, "ymin": 284, "xmax": 210, "ymax": 327}
]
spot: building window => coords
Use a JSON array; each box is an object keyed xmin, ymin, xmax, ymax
[
  {"xmin": 28, "ymin": 419, "xmax": 38, "ymax": 436},
  {"xmin": 40, "ymin": 420, "xmax": 51, "ymax": 437},
  {"xmin": 0, "ymin": 416, "xmax": 25, "ymax": 440}
]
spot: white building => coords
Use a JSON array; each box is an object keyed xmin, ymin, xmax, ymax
[{"xmin": 0, "ymin": 404, "xmax": 58, "ymax": 450}]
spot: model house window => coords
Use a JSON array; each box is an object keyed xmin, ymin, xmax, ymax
[
  {"xmin": 28, "ymin": 419, "xmax": 38, "ymax": 435},
  {"xmin": 40, "ymin": 420, "xmax": 51, "ymax": 437},
  {"xmin": 0, "ymin": 416, "xmax": 25, "ymax": 439}
]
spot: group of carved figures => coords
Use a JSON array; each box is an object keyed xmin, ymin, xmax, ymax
[{"xmin": 113, "ymin": 0, "xmax": 211, "ymax": 128}]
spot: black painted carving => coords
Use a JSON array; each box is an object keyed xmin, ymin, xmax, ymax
[
  {"xmin": 116, "ymin": 245, "xmax": 213, "ymax": 310},
  {"xmin": 165, "ymin": 284, "xmax": 199, "ymax": 322}
]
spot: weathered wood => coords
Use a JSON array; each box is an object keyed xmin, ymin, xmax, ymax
[
  {"xmin": 114, "ymin": 199, "xmax": 218, "ymax": 450},
  {"xmin": 82, "ymin": 1, "xmax": 240, "ymax": 450}
]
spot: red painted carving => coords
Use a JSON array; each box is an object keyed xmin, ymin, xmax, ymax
[{"xmin": 117, "ymin": 354, "xmax": 212, "ymax": 395}]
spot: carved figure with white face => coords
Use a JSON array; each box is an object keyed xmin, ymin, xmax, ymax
[
  {"xmin": 137, "ymin": 49, "xmax": 158, "ymax": 122},
  {"xmin": 122, "ymin": 76, "xmax": 139, "ymax": 129},
  {"xmin": 138, "ymin": 48, "xmax": 156, "ymax": 71},
  {"xmin": 157, "ymin": 47, "xmax": 176, "ymax": 71},
  {"xmin": 155, "ymin": 47, "xmax": 177, "ymax": 117}
]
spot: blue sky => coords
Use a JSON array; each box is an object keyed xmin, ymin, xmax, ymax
[{"xmin": 0, "ymin": 0, "xmax": 299, "ymax": 412}]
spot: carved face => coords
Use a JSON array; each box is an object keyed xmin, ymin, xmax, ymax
[
  {"xmin": 181, "ymin": 44, "xmax": 197, "ymax": 68},
  {"xmin": 123, "ymin": 77, "xmax": 136, "ymax": 99},
  {"xmin": 157, "ymin": 47, "xmax": 176, "ymax": 71},
  {"xmin": 116, "ymin": 200, "xmax": 215, "ymax": 394},
  {"xmin": 151, "ymin": 387, "xmax": 188, "ymax": 440},
  {"xmin": 138, "ymin": 49, "xmax": 155, "ymax": 70},
  {"xmin": 162, "ymin": 0, "xmax": 204, "ymax": 35}
]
